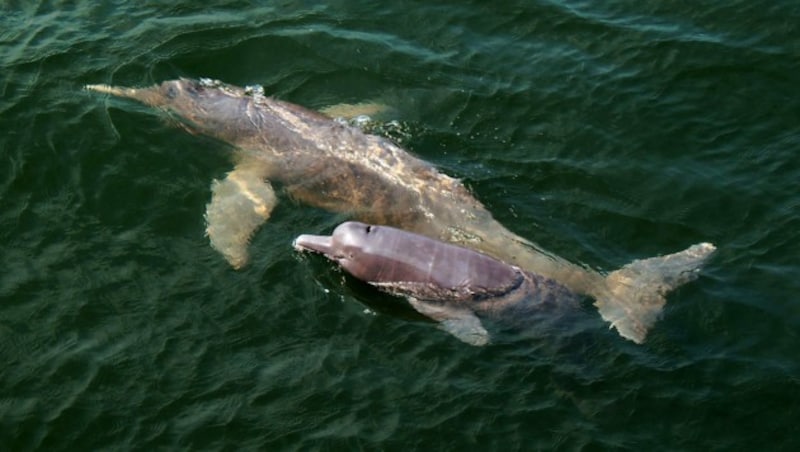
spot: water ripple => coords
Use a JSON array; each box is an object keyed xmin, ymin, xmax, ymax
[{"xmin": 2, "ymin": 0, "xmax": 800, "ymax": 450}]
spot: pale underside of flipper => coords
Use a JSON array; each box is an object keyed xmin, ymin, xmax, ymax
[
  {"xmin": 596, "ymin": 242, "xmax": 717, "ymax": 343},
  {"xmin": 406, "ymin": 297, "xmax": 490, "ymax": 346},
  {"xmin": 318, "ymin": 102, "xmax": 393, "ymax": 120},
  {"xmin": 205, "ymin": 161, "xmax": 277, "ymax": 269}
]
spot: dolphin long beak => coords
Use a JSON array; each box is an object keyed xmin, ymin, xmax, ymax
[
  {"xmin": 85, "ymin": 84, "xmax": 142, "ymax": 99},
  {"xmin": 85, "ymin": 83, "xmax": 164, "ymax": 106},
  {"xmin": 293, "ymin": 234, "xmax": 335, "ymax": 256}
]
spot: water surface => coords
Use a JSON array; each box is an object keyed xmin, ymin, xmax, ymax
[{"xmin": 2, "ymin": 1, "xmax": 799, "ymax": 450}]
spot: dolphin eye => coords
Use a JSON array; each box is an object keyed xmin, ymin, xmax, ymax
[
  {"xmin": 185, "ymin": 81, "xmax": 203, "ymax": 95},
  {"xmin": 365, "ymin": 225, "xmax": 372, "ymax": 233}
]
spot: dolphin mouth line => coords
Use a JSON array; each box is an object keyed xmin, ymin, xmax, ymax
[{"xmin": 294, "ymin": 247, "xmax": 346, "ymax": 264}]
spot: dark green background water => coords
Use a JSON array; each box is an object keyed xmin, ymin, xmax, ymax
[{"xmin": 2, "ymin": 1, "xmax": 799, "ymax": 450}]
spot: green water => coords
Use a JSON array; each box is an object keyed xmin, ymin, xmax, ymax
[{"xmin": 2, "ymin": 1, "xmax": 799, "ymax": 450}]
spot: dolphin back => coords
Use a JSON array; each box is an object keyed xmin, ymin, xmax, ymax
[{"xmin": 363, "ymin": 227, "xmax": 527, "ymax": 302}]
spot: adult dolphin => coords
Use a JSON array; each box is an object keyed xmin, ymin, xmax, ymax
[
  {"xmin": 295, "ymin": 222, "xmax": 715, "ymax": 345},
  {"xmin": 86, "ymin": 78, "xmax": 716, "ymax": 343}
]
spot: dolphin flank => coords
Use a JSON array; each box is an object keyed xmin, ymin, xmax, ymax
[{"xmin": 86, "ymin": 78, "xmax": 716, "ymax": 343}]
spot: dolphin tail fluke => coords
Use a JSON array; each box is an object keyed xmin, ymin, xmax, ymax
[{"xmin": 595, "ymin": 242, "xmax": 716, "ymax": 343}]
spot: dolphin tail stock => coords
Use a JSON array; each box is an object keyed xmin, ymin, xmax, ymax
[{"xmin": 594, "ymin": 242, "xmax": 717, "ymax": 344}]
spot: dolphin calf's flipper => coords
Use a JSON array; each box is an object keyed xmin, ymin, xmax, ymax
[
  {"xmin": 596, "ymin": 242, "xmax": 717, "ymax": 343},
  {"xmin": 205, "ymin": 165, "xmax": 277, "ymax": 269},
  {"xmin": 407, "ymin": 298, "xmax": 490, "ymax": 346}
]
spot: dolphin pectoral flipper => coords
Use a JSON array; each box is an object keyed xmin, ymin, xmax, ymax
[
  {"xmin": 596, "ymin": 242, "xmax": 717, "ymax": 343},
  {"xmin": 205, "ymin": 165, "xmax": 277, "ymax": 269},
  {"xmin": 318, "ymin": 102, "xmax": 392, "ymax": 121},
  {"xmin": 407, "ymin": 298, "xmax": 489, "ymax": 346}
]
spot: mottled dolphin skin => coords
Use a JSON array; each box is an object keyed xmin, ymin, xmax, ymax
[
  {"xmin": 295, "ymin": 222, "xmax": 585, "ymax": 345},
  {"xmin": 85, "ymin": 78, "xmax": 716, "ymax": 343}
]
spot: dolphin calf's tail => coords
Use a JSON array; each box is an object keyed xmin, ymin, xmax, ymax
[{"xmin": 595, "ymin": 242, "xmax": 716, "ymax": 343}]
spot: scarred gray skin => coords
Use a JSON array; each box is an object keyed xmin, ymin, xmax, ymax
[
  {"xmin": 85, "ymin": 78, "xmax": 717, "ymax": 344},
  {"xmin": 294, "ymin": 221, "xmax": 582, "ymax": 345}
]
